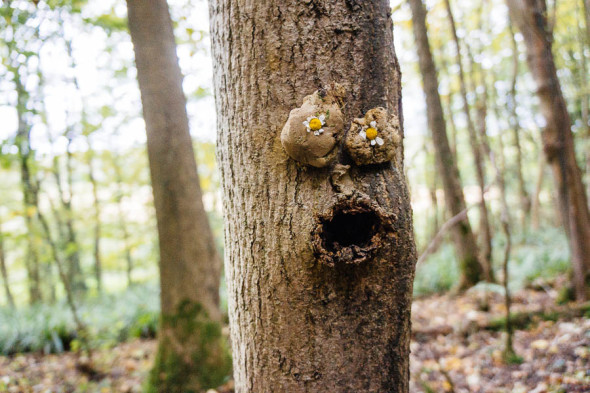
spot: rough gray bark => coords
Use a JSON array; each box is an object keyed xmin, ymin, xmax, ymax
[
  {"xmin": 507, "ymin": 0, "xmax": 590, "ymax": 300},
  {"xmin": 126, "ymin": 0, "xmax": 229, "ymax": 390},
  {"xmin": 408, "ymin": 0, "xmax": 483, "ymax": 289},
  {"xmin": 209, "ymin": 1, "xmax": 417, "ymax": 391}
]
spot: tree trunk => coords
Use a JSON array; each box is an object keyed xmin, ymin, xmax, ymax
[
  {"xmin": 60, "ymin": 37, "xmax": 86, "ymax": 295},
  {"xmin": 87, "ymin": 150, "xmax": 102, "ymax": 292},
  {"xmin": 51, "ymin": 143, "xmax": 85, "ymax": 295},
  {"xmin": 508, "ymin": 21, "xmax": 531, "ymax": 224},
  {"xmin": 443, "ymin": 0, "xmax": 494, "ymax": 282},
  {"xmin": 113, "ymin": 161, "xmax": 134, "ymax": 287},
  {"xmin": 531, "ymin": 153, "xmax": 546, "ymax": 229},
  {"xmin": 210, "ymin": 1, "xmax": 417, "ymax": 391},
  {"xmin": 507, "ymin": 0, "xmax": 590, "ymax": 301},
  {"xmin": 126, "ymin": 0, "xmax": 229, "ymax": 391},
  {"xmin": 14, "ymin": 70, "xmax": 42, "ymax": 304},
  {"xmin": 409, "ymin": 0, "xmax": 483, "ymax": 290},
  {"xmin": 0, "ymin": 220, "xmax": 15, "ymax": 308}
]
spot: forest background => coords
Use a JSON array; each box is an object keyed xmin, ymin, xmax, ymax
[{"xmin": 0, "ymin": 0, "xmax": 588, "ymax": 391}]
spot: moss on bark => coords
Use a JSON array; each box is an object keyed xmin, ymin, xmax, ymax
[{"xmin": 146, "ymin": 300, "xmax": 231, "ymax": 393}]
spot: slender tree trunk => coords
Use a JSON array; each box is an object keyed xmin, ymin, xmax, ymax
[
  {"xmin": 409, "ymin": 0, "xmax": 483, "ymax": 289},
  {"xmin": 507, "ymin": 0, "xmax": 590, "ymax": 301},
  {"xmin": 445, "ymin": 94, "xmax": 459, "ymax": 157},
  {"xmin": 210, "ymin": 1, "xmax": 417, "ymax": 391},
  {"xmin": 126, "ymin": 1, "xmax": 229, "ymax": 391},
  {"xmin": 578, "ymin": 0, "xmax": 590, "ymax": 209},
  {"xmin": 35, "ymin": 207, "xmax": 90, "ymax": 354},
  {"xmin": 60, "ymin": 36, "xmax": 85, "ymax": 295},
  {"xmin": 87, "ymin": 151, "xmax": 102, "ymax": 292},
  {"xmin": 0, "ymin": 221, "xmax": 15, "ymax": 308},
  {"xmin": 489, "ymin": 77, "xmax": 517, "ymax": 359},
  {"xmin": 113, "ymin": 162, "xmax": 134, "ymax": 287},
  {"xmin": 14, "ymin": 71, "xmax": 42, "ymax": 304},
  {"xmin": 531, "ymin": 153, "xmax": 546, "ymax": 229},
  {"xmin": 508, "ymin": 21, "xmax": 531, "ymax": 224},
  {"xmin": 51, "ymin": 144, "xmax": 85, "ymax": 295},
  {"xmin": 428, "ymin": 165, "xmax": 440, "ymax": 241},
  {"xmin": 443, "ymin": 0, "xmax": 494, "ymax": 282}
]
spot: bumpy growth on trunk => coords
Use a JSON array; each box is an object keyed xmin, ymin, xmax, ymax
[
  {"xmin": 126, "ymin": 0, "xmax": 230, "ymax": 391},
  {"xmin": 209, "ymin": 1, "xmax": 417, "ymax": 391},
  {"xmin": 507, "ymin": 0, "xmax": 590, "ymax": 301}
]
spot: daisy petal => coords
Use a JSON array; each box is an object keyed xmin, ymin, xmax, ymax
[
  {"xmin": 319, "ymin": 129, "xmax": 324, "ymax": 134},
  {"xmin": 371, "ymin": 139, "xmax": 376, "ymax": 146},
  {"xmin": 376, "ymin": 137, "xmax": 384, "ymax": 146},
  {"xmin": 314, "ymin": 131, "xmax": 320, "ymax": 136},
  {"xmin": 307, "ymin": 117, "xmax": 312, "ymax": 121},
  {"xmin": 319, "ymin": 114, "xmax": 326, "ymax": 123},
  {"xmin": 359, "ymin": 130, "xmax": 367, "ymax": 140},
  {"xmin": 303, "ymin": 121, "xmax": 309, "ymax": 127},
  {"xmin": 370, "ymin": 121, "xmax": 377, "ymax": 128}
]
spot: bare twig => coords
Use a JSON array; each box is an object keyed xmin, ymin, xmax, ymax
[{"xmin": 417, "ymin": 181, "xmax": 494, "ymax": 266}]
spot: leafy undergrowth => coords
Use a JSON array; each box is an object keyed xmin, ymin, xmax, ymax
[
  {"xmin": 0, "ymin": 278, "xmax": 588, "ymax": 392},
  {"xmin": 0, "ymin": 284, "xmax": 159, "ymax": 356},
  {"xmin": 414, "ymin": 228, "xmax": 570, "ymax": 297}
]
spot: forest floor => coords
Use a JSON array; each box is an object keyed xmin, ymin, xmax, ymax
[{"xmin": 0, "ymin": 278, "xmax": 588, "ymax": 393}]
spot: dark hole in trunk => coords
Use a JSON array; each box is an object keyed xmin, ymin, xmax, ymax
[{"xmin": 322, "ymin": 211, "xmax": 380, "ymax": 251}]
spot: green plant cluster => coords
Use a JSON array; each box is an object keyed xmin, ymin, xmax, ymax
[
  {"xmin": 413, "ymin": 228, "xmax": 571, "ymax": 297},
  {"xmin": 0, "ymin": 284, "xmax": 159, "ymax": 355}
]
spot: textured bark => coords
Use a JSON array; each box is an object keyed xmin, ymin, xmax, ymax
[
  {"xmin": 126, "ymin": 0, "xmax": 229, "ymax": 390},
  {"xmin": 210, "ymin": 1, "xmax": 417, "ymax": 391},
  {"xmin": 409, "ymin": 0, "xmax": 483, "ymax": 289},
  {"xmin": 507, "ymin": 0, "xmax": 590, "ymax": 301},
  {"xmin": 443, "ymin": 0, "xmax": 494, "ymax": 282}
]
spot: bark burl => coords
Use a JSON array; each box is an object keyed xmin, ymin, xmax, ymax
[{"xmin": 209, "ymin": 1, "xmax": 417, "ymax": 391}]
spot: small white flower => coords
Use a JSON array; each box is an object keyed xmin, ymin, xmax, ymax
[
  {"xmin": 302, "ymin": 114, "xmax": 326, "ymax": 136},
  {"xmin": 359, "ymin": 120, "xmax": 384, "ymax": 146}
]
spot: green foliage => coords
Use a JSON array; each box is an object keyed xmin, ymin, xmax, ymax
[
  {"xmin": 414, "ymin": 243, "xmax": 460, "ymax": 296},
  {"xmin": 84, "ymin": 14, "xmax": 128, "ymax": 33},
  {"xmin": 503, "ymin": 351, "xmax": 524, "ymax": 365},
  {"xmin": 0, "ymin": 283, "xmax": 159, "ymax": 355},
  {"xmin": 508, "ymin": 228, "xmax": 571, "ymax": 287},
  {"xmin": 414, "ymin": 228, "xmax": 571, "ymax": 297}
]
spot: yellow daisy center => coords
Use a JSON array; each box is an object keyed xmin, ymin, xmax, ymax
[
  {"xmin": 309, "ymin": 118, "xmax": 322, "ymax": 131},
  {"xmin": 365, "ymin": 127, "xmax": 378, "ymax": 140}
]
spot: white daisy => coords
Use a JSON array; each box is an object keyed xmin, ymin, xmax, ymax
[
  {"xmin": 359, "ymin": 121, "xmax": 384, "ymax": 146},
  {"xmin": 302, "ymin": 114, "xmax": 326, "ymax": 136}
]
